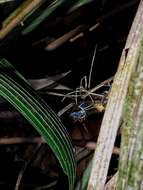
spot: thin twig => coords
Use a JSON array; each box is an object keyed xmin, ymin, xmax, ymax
[
  {"xmin": 15, "ymin": 144, "xmax": 42, "ymax": 190},
  {"xmin": 46, "ymin": 25, "xmax": 85, "ymax": 51},
  {"xmin": 76, "ymin": 147, "xmax": 93, "ymax": 162},
  {"xmin": 15, "ymin": 161, "xmax": 27, "ymax": 190},
  {"xmin": 34, "ymin": 180, "xmax": 57, "ymax": 190},
  {"xmin": 0, "ymin": 137, "xmax": 46, "ymax": 144},
  {"xmin": 86, "ymin": 142, "xmax": 120, "ymax": 155}
]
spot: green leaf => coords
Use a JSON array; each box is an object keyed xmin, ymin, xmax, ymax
[
  {"xmin": 22, "ymin": 0, "xmax": 78, "ymax": 35},
  {"xmin": 0, "ymin": 58, "xmax": 76, "ymax": 190},
  {"xmin": 75, "ymin": 159, "xmax": 92, "ymax": 190},
  {"xmin": 69, "ymin": 0, "xmax": 95, "ymax": 12},
  {"xmin": 0, "ymin": 0, "xmax": 15, "ymax": 3}
]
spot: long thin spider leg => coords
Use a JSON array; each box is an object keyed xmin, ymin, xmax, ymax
[
  {"xmin": 62, "ymin": 89, "xmax": 81, "ymax": 102},
  {"xmin": 89, "ymin": 77, "xmax": 113, "ymax": 94},
  {"xmin": 88, "ymin": 45, "xmax": 97, "ymax": 89},
  {"xmin": 75, "ymin": 87, "xmax": 79, "ymax": 105},
  {"xmin": 80, "ymin": 88, "xmax": 95, "ymax": 104},
  {"xmin": 80, "ymin": 76, "xmax": 87, "ymax": 89}
]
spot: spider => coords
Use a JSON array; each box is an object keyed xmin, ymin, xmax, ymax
[
  {"xmin": 61, "ymin": 45, "xmax": 113, "ymax": 123},
  {"xmin": 66, "ymin": 77, "xmax": 113, "ymax": 123}
]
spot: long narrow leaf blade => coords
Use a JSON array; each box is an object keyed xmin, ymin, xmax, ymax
[
  {"xmin": 69, "ymin": 0, "xmax": 95, "ymax": 12},
  {"xmin": 22, "ymin": 0, "xmax": 79, "ymax": 35},
  {"xmin": 0, "ymin": 58, "xmax": 76, "ymax": 190}
]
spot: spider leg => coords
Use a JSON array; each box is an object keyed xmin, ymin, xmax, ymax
[
  {"xmin": 81, "ymin": 88, "xmax": 95, "ymax": 104},
  {"xmin": 88, "ymin": 45, "xmax": 97, "ymax": 89},
  {"xmin": 80, "ymin": 76, "xmax": 88, "ymax": 89},
  {"xmin": 62, "ymin": 89, "xmax": 81, "ymax": 102},
  {"xmin": 75, "ymin": 87, "xmax": 79, "ymax": 105}
]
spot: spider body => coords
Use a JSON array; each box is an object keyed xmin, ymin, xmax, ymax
[{"xmin": 69, "ymin": 102, "xmax": 88, "ymax": 123}]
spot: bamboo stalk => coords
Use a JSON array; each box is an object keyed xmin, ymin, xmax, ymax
[
  {"xmin": 104, "ymin": 173, "xmax": 118, "ymax": 190},
  {"xmin": 117, "ymin": 44, "xmax": 143, "ymax": 189},
  {"xmin": 0, "ymin": 0, "xmax": 42, "ymax": 39},
  {"xmin": 75, "ymin": 146, "xmax": 119, "ymax": 190},
  {"xmin": 87, "ymin": 0, "xmax": 143, "ymax": 189},
  {"xmin": 116, "ymin": 5, "xmax": 143, "ymax": 190}
]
